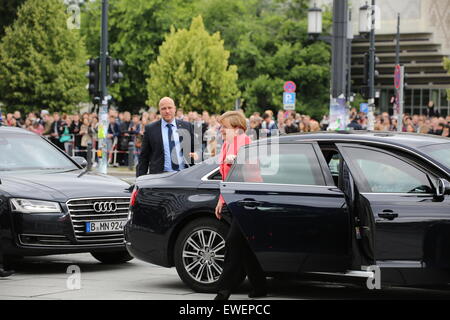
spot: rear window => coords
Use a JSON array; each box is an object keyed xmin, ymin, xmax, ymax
[{"xmin": 226, "ymin": 143, "xmax": 325, "ymax": 186}]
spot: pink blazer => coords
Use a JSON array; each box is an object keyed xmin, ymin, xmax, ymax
[{"xmin": 218, "ymin": 133, "xmax": 252, "ymax": 205}]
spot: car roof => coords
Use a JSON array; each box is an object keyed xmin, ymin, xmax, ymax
[
  {"xmin": 0, "ymin": 126, "xmax": 35, "ymax": 135},
  {"xmin": 254, "ymin": 131, "xmax": 450, "ymax": 149}
]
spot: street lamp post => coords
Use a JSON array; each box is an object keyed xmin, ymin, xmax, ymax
[
  {"xmin": 331, "ymin": 0, "xmax": 348, "ymax": 101},
  {"xmin": 308, "ymin": 4, "xmax": 323, "ymax": 36},
  {"xmin": 346, "ymin": 9, "xmax": 353, "ymax": 102},
  {"xmin": 98, "ymin": 0, "xmax": 110, "ymax": 174},
  {"xmin": 308, "ymin": 1, "xmax": 348, "ymax": 130},
  {"xmin": 308, "ymin": 1, "xmax": 380, "ymax": 131},
  {"xmin": 367, "ymin": 0, "xmax": 376, "ymax": 130}
]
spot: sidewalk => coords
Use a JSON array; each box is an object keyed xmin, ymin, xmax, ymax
[
  {"xmin": 101, "ymin": 166, "xmax": 136, "ymax": 177},
  {"xmin": 94, "ymin": 166, "xmax": 136, "ymax": 184}
]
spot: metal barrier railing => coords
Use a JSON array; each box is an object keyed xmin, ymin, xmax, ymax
[
  {"xmin": 70, "ymin": 140, "xmax": 140, "ymax": 168},
  {"xmin": 60, "ymin": 133, "xmax": 218, "ymax": 168}
]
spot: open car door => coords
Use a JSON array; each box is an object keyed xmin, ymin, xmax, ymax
[
  {"xmin": 220, "ymin": 142, "xmax": 352, "ymax": 274},
  {"xmin": 336, "ymin": 143, "xmax": 450, "ymax": 269}
]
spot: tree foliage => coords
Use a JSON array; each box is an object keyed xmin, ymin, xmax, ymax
[
  {"xmin": 195, "ymin": 0, "xmax": 332, "ymax": 118},
  {"xmin": 81, "ymin": 0, "xmax": 332, "ymax": 117},
  {"xmin": 0, "ymin": 0, "xmax": 25, "ymax": 39},
  {"xmin": 0, "ymin": 0, "xmax": 88, "ymax": 113},
  {"xmin": 146, "ymin": 16, "xmax": 239, "ymax": 113},
  {"xmin": 81, "ymin": 0, "xmax": 194, "ymax": 111}
]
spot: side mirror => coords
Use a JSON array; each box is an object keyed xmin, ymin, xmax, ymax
[
  {"xmin": 436, "ymin": 178, "xmax": 450, "ymax": 197},
  {"xmin": 72, "ymin": 156, "xmax": 88, "ymax": 168}
]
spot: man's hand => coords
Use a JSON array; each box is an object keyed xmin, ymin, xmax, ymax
[{"xmin": 215, "ymin": 201, "xmax": 223, "ymax": 220}]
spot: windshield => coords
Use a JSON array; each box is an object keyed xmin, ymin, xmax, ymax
[
  {"xmin": 0, "ymin": 133, "xmax": 78, "ymax": 172},
  {"xmin": 420, "ymin": 143, "xmax": 450, "ymax": 170}
]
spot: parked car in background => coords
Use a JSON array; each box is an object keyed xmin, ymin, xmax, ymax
[
  {"xmin": 125, "ymin": 131, "xmax": 450, "ymax": 292},
  {"xmin": 0, "ymin": 127, "xmax": 133, "ymax": 266}
]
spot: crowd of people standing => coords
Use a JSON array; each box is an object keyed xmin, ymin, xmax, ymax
[{"xmin": 1, "ymin": 99, "xmax": 449, "ymax": 166}]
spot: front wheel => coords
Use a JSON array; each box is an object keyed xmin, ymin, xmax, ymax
[
  {"xmin": 174, "ymin": 217, "xmax": 239, "ymax": 293},
  {"xmin": 91, "ymin": 250, "xmax": 134, "ymax": 264}
]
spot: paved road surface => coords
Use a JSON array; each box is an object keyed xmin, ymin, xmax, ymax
[{"xmin": 1, "ymin": 253, "xmax": 449, "ymax": 300}]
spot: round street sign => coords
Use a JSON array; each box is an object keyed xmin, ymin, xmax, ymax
[
  {"xmin": 394, "ymin": 64, "xmax": 401, "ymax": 89},
  {"xmin": 284, "ymin": 81, "xmax": 296, "ymax": 93}
]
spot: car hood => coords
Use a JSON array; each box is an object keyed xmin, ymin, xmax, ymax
[{"xmin": 0, "ymin": 170, "xmax": 131, "ymax": 202}]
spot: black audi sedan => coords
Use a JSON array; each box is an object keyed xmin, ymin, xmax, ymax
[
  {"xmin": 125, "ymin": 131, "xmax": 450, "ymax": 292},
  {"xmin": 0, "ymin": 126, "xmax": 132, "ymax": 265}
]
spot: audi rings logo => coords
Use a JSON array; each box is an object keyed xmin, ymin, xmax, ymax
[{"xmin": 93, "ymin": 202, "xmax": 117, "ymax": 213}]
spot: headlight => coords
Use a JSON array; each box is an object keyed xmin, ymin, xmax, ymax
[{"xmin": 10, "ymin": 198, "xmax": 62, "ymax": 213}]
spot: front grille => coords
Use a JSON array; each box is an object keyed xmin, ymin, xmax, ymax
[
  {"xmin": 19, "ymin": 234, "xmax": 72, "ymax": 246},
  {"xmin": 67, "ymin": 197, "xmax": 130, "ymax": 245}
]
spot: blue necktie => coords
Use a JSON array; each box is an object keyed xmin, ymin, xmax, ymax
[{"xmin": 167, "ymin": 123, "xmax": 179, "ymax": 171}]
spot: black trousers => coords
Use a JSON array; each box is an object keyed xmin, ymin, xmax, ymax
[
  {"xmin": 0, "ymin": 238, "xmax": 4, "ymax": 268},
  {"xmin": 217, "ymin": 218, "xmax": 266, "ymax": 292}
]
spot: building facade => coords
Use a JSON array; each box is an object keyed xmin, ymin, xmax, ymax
[{"xmin": 314, "ymin": 0, "xmax": 450, "ymax": 116}]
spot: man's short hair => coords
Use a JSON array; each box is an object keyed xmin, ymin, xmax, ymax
[{"xmin": 159, "ymin": 97, "xmax": 175, "ymax": 108}]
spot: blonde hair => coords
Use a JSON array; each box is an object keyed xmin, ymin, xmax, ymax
[{"xmin": 218, "ymin": 111, "xmax": 247, "ymax": 131}]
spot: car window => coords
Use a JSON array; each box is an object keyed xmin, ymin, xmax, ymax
[
  {"xmin": 328, "ymin": 153, "xmax": 340, "ymax": 176},
  {"xmin": 227, "ymin": 143, "xmax": 325, "ymax": 186},
  {"xmin": 420, "ymin": 143, "xmax": 450, "ymax": 171},
  {"xmin": 344, "ymin": 147, "xmax": 433, "ymax": 193},
  {"xmin": 0, "ymin": 134, "xmax": 77, "ymax": 171},
  {"xmin": 207, "ymin": 169, "xmax": 222, "ymax": 181}
]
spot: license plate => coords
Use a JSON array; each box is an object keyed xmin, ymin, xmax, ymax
[{"xmin": 86, "ymin": 220, "xmax": 127, "ymax": 233}]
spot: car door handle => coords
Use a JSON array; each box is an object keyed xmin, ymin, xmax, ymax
[
  {"xmin": 378, "ymin": 211, "xmax": 399, "ymax": 220},
  {"xmin": 237, "ymin": 199, "xmax": 262, "ymax": 208}
]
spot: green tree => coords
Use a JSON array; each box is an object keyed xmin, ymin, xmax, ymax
[
  {"xmin": 81, "ymin": 0, "xmax": 332, "ymax": 116},
  {"xmin": 195, "ymin": 0, "xmax": 332, "ymax": 118},
  {"xmin": 146, "ymin": 16, "xmax": 239, "ymax": 113},
  {"xmin": 0, "ymin": 0, "xmax": 88, "ymax": 113},
  {"xmin": 81, "ymin": 0, "xmax": 194, "ymax": 112},
  {"xmin": 0, "ymin": 0, "xmax": 26, "ymax": 39}
]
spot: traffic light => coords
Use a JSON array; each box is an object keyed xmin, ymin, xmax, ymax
[
  {"xmin": 86, "ymin": 58, "xmax": 99, "ymax": 97},
  {"xmin": 108, "ymin": 57, "xmax": 124, "ymax": 85},
  {"xmin": 374, "ymin": 55, "xmax": 380, "ymax": 79}
]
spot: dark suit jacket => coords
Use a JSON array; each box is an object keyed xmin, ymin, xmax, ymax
[{"xmin": 136, "ymin": 119, "xmax": 196, "ymax": 177}]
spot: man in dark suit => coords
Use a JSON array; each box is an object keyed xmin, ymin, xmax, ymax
[{"xmin": 137, "ymin": 97, "xmax": 198, "ymax": 177}]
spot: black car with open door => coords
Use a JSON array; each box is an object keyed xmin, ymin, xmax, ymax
[
  {"xmin": 221, "ymin": 131, "xmax": 450, "ymax": 287},
  {"xmin": 126, "ymin": 131, "xmax": 450, "ymax": 292}
]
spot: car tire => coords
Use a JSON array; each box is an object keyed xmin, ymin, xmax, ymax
[
  {"xmin": 174, "ymin": 217, "xmax": 245, "ymax": 293},
  {"xmin": 90, "ymin": 250, "xmax": 134, "ymax": 264}
]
